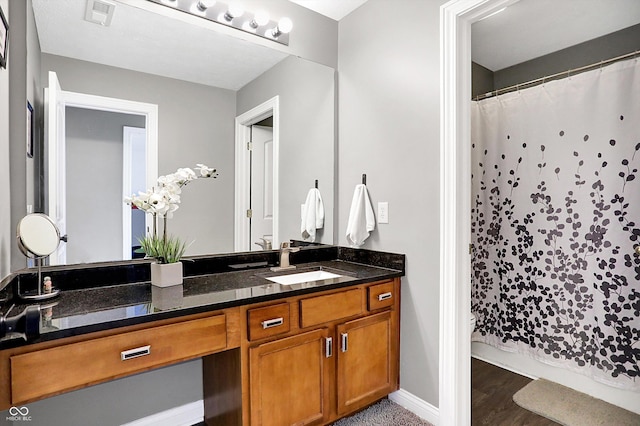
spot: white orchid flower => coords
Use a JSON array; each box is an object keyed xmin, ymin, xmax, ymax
[
  {"xmin": 157, "ymin": 174, "xmax": 176, "ymax": 187},
  {"xmin": 195, "ymin": 164, "xmax": 218, "ymax": 178},
  {"xmin": 174, "ymin": 168, "xmax": 197, "ymax": 185}
]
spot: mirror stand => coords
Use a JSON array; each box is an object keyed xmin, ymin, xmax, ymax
[
  {"xmin": 17, "ymin": 257, "xmax": 60, "ymax": 302},
  {"xmin": 16, "ymin": 214, "xmax": 62, "ymax": 302}
]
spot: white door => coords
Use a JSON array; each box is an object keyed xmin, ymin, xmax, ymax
[
  {"xmin": 45, "ymin": 71, "xmax": 67, "ymax": 265},
  {"xmin": 250, "ymin": 125, "xmax": 273, "ymax": 251},
  {"xmin": 122, "ymin": 126, "xmax": 147, "ymax": 259}
]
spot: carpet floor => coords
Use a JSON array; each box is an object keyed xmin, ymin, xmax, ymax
[
  {"xmin": 513, "ymin": 379, "xmax": 640, "ymax": 426},
  {"xmin": 331, "ymin": 399, "xmax": 432, "ymax": 426}
]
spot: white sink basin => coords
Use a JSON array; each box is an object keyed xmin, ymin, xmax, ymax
[{"xmin": 265, "ymin": 270, "xmax": 343, "ymax": 285}]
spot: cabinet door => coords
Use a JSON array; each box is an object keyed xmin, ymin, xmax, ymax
[
  {"xmin": 336, "ymin": 311, "xmax": 394, "ymax": 416},
  {"xmin": 249, "ymin": 328, "xmax": 332, "ymax": 426}
]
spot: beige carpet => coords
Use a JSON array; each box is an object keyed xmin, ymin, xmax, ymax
[
  {"xmin": 513, "ymin": 379, "xmax": 640, "ymax": 426},
  {"xmin": 331, "ymin": 399, "xmax": 432, "ymax": 426}
]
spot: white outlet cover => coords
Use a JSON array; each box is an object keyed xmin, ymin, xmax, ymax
[{"xmin": 377, "ymin": 202, "xmax": 389, "ymax": 224}]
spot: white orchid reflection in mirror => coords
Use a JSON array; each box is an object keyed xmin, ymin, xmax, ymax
[{"xmin": 125, "ymin": 164, "xmax": 218, "ymax": 264}]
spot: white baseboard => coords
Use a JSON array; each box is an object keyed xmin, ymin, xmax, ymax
[
  {"xmin": 121, "ymin": 400, "xmax": 204, "ymax": 426},
  {"xmin": 120, "ymin": 392, "xmax": 438, "ymax": 426},
  {"xmin": 389, "ymin": 388, "xmax": 439, "ymax": 426},
  {"xmin": 471, "ymin": 352, "xmax": 538, "ymax": 380}
]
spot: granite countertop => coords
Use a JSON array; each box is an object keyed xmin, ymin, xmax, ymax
[{"xmin": 0, "ymin": 246, "xmax": 404, "ymax": 349}]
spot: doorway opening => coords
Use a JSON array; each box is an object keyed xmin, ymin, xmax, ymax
[
  {"xmin": 234, "ymin": 96, "xmax": 280, "ymax": 252},
  {"xmin": 45, "ymin": 71, "xmax": 158, "ymax": 264}
]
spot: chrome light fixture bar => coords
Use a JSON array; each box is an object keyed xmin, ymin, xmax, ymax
[{"xmin": 148, "ymin": 0, "xmax": 292, "ymax": 45}]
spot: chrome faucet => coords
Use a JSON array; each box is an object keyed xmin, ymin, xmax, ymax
[
  {"xmin": 270, "ymin": 241, "xmax": 300, "ymax": 271},
  {"xmin": 254, "ymin": 238, "xmax": 272, "ymax": 250}
]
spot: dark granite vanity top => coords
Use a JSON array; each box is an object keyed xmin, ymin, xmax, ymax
[{"xmin": 0, "ymin": 245, "xmax": 404, "ymax": 349}]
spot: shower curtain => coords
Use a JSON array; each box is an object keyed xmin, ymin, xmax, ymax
[{"xmin": 471, "ymin": 58, "xmax": 640, "ymax": 390}]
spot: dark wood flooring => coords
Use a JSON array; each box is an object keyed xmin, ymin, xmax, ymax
[{"xmin": 472, "ymin": 357, "xmax": 559, "ymax": 426}]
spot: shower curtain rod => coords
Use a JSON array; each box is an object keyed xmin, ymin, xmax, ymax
[{"xmin": 474, "ymin": 50, "xmax": 639, "ymax": 101}]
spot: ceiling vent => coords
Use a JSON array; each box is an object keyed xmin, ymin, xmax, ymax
[{"xmin": 85, "ymin": 0, "xmax": 116, "ymax": 26}]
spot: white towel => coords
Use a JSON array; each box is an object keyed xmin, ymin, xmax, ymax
[
  {"xmin": 345, "ymin": 184, "xmax": 375, "ymax": 247},
  {"xmin": 301, "ymin": 188, "xmax": 324, "ymax": 242}
]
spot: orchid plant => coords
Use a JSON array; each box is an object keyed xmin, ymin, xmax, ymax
[{"xmin": 125, "ymin": 164, "xmax": 218, "ymax": 264}]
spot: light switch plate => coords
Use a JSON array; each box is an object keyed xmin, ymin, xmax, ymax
[{"xmin": 377, "ymin": 202, "xmax": 389, "ymax": 224}]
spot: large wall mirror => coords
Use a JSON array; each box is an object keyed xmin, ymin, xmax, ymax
[{"xmin": 28, "ymin": 0, "xmax": 336, "ymax": 267}]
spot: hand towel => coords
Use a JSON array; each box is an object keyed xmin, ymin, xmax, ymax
[
  {"xmin": 301, "ymin": 188, "xmax": 324, "ymax": 242},
  {"xmin": 345, "ymin": 184, "xmax": 375, "ymax": 247}
]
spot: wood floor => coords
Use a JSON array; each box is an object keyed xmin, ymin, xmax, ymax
[{"xmin": 472, "ymin": 357, "xmax": 559, "ymax": 425}]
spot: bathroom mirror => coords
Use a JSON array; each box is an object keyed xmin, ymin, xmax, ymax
[
  {"xmin": 26, "ymin": 0, "xmax": 336, "ymax": 267},
  {"xmin": 16, "ymin": 214, "xmax": 60, "ymax": 258}
]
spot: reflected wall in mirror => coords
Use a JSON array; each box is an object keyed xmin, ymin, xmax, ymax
[{"xmin": 29, "ymin": 0, "xmax": 336, "ymax": 267}]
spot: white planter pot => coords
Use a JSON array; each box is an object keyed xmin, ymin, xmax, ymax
[
  {"xmin": 151, "ymin": 284, "xmax": 184, "ymax": 310},
  {"xmin": 150, "ymin": 261, "xmax": 183, "ymax": 287}
]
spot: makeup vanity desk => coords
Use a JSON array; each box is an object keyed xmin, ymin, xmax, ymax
[{"xmin": 0, "ymin": 246, "xmax": 404, "ymax": 426}]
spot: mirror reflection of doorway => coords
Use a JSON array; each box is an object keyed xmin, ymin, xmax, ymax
[
  {"xmin": 65, "ymin": 108, "xmax": 145, "ymax": 264},
  {"xmin": 45, "ymin": 71, "xmax": 158, "ymax": 265},
  {"xmin": 250, "ymin": 120, "xmax": 273, "ymax": 251}
]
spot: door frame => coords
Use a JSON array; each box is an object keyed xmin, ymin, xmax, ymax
[
  {"xmin": 439, "ymin": 1, "xmax": 519, "ymax": 425},
  {"xmin": 234, "ymin": 96, "xmax": 280, "ymax": 252},
  {"xmin": 47, "ymin": 86, "xmax": 158, "ymax": 264},
  {"xmin": 122, "ymin": 126, "xmax": 148, "ymax": 259}
]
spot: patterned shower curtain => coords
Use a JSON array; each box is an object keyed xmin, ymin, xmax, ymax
[{"xmin": 471, "ymin": 58, "xmax": 640, "ymax": 390}]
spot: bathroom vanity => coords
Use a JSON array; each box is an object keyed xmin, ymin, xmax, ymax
[{"xmin": 0, "ymin": 245, "xmax": 404, "ymax": 425}]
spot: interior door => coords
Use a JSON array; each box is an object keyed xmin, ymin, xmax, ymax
[
  {"xmin": 45, "ymin": 71, "xmax": 67, "ymax": 265},
  {"xmin": 250, "ymin": 125, "xmax": 273, "ymax": 251}
]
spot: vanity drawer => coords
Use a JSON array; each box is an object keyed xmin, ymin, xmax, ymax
[
  {"xmin": 300, "ymin": 288, "xmax": 363, "ymax": 328},
  {"xmin": 248, "ymin": 303, "xmax": 291, "ymax": 341},
  {"xmin": 10, "ymin": 314, "xmax": 227, "ymax": 404},
  {"xmin": 367, "ymin": 281, "xmax": 395, "ymax": 311}
]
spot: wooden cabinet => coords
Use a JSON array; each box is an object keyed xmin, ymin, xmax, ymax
[
  {"xmin": 336, "ymin": 311, "xmax": 394, "ymax": 416},
  {"xmin": 245, "ymin": 278, "xmax": 400, "ymax": 426},
  {"xmin": 249, "ymin": 329, "xmax": 331, "ymax": 426}
]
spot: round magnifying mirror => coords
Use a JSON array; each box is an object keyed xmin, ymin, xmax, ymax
[{"xmin": 17, "ymin": 213, "xmax": 61, "ymax": 258}]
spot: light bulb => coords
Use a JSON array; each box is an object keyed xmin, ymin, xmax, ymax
[
  {"xmin": 224, "ymin": 3, "xmax": 244, "ymax": 21},
  {"xmin": 253, "ymin": 10, "xmax": 270, "ymax": 27},
  {"xmin": 272, "ymin": 17, "xmax": 293, "ymax": 38},
  {"xmin": 278, "ymin": 17, "xmax": 293, "ymax": 33},
  {"xmin": 196, "ymin": 0, "xmax": 216, "ymax": 11}
]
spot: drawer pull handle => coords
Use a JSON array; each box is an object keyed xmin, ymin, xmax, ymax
[
  {"xmin": 378, "ymin": 292, "xmax": 392, "ymax": 302},
  {"xmin": 261, "ymin": 317, "xmax": 284, "ymax": 329},
  {"xmin": 121, "ymin": 345, "xmax": 151, "ymax": 361},
  {"xmin": 341, "ymin": 333, "xmax": 348, "ymax": 353},
  {"xmin": 325, "ymin": 337, "xmax": 333, "ymax": 358}
]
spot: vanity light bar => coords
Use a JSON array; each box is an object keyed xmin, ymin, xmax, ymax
[{"xmin": 148, "ymin": 0, "xmax": 291, "ymax": 46}]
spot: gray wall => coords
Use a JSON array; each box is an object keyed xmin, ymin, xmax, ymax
[
  {"xmin": 0, "ymin": 0, "xmax": 9, "ymax": 279},
  {"xmin": 338, "ymin": 0, "xmax": 445, "ymax": 407},
  {"xmin": 471, "ymin": 62, "xmax": 494, "ymax": 99},
  {"xmin": 65, "ymin": 107, "xmax": 145, "ymax": 264},
  {"xmin": 9, "ymin": 0, "xmax": 42, "ymax": 273},
  {"xmin": 237, "ymin": 56, "xmax": 336, "ymax": 245},
  {"xmin": 41, "ymin": 54, "xmax": 237, "ymax": 258}
]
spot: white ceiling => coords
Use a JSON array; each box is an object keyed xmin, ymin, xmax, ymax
[
  {"xmin": 472, "ymin": 0, "xmax": 640, "ymax": 71},
  {"xmin": 289, "ymin": 0, "xmax": 369, "ymax": 21}
]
